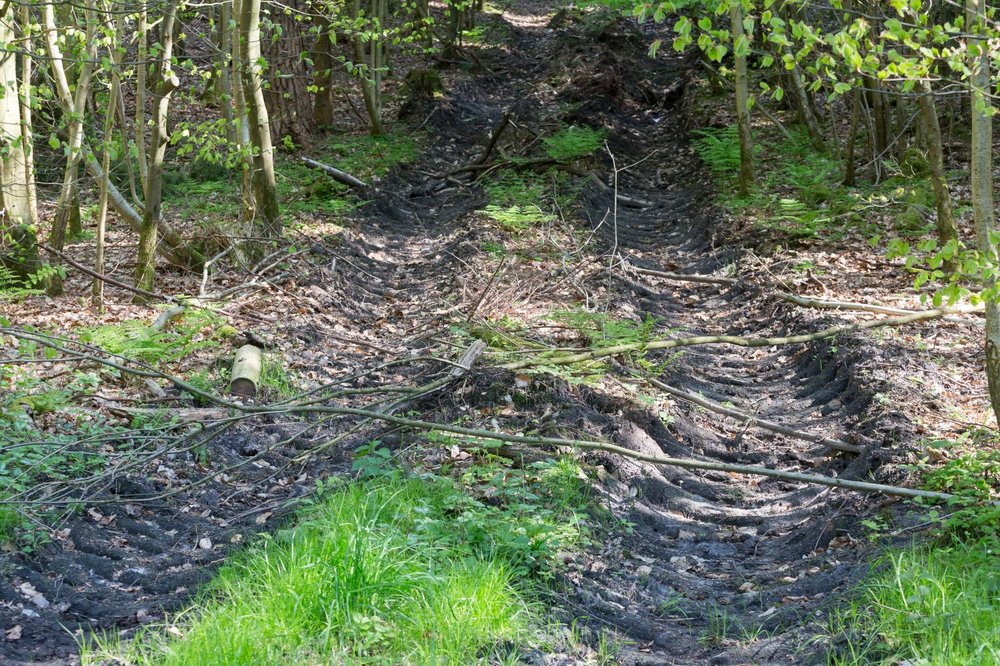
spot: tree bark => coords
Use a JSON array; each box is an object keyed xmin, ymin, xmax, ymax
[
  {"xmin": 0, "ymin": 7, "xmax": 32, "ymax": 226},
  {"xmin": 43, "ymin": 0, "xmax": 96, "ymax": 295},
  {"xmin": 16, "ymin": 3, "xmax": 37, "ymax": 227},
  {"xmin": 843, "ymin": 88, "xmax": 860, "ymax": 186},
  {"xmin": 312, "ymin": 15, "xmax": 335, "ymax": 127},
  {"xmin": 730, "ymin": 3, "xmax": 754, "ymax": 195},
  {"xmin": 240, "ymin": 0, "xmax": 282, "ymax": 240},
  {"xmin": 262, "ymin": 0, "xmax": 317, "ymax": 146},
  {"xmin": 349, "ymin": 0, "xmax": 386, "ymax": 136},
  {"xmin": 94, "ymin": 11, "xmax": 124, "ymax": 311},
  {"xmin": 135, "ymin": 0, "xmax": 180, "ymax": 299},
  {"xmin": 917, "ymin": 80, "xmax": 958, "ymax": 269},
  {"xmin": 967, "ymin": 0, "xmax": 1000, "ymax": 425},
  {"xmin": 135, "ymin": 4, "xmax": 149, "ymax": 194}
]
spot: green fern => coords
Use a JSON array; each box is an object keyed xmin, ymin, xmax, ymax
[
  {"xmin": 79, "ymin": 308, "xmax": 228, "ymax": 365},
  {"xmin": 0, "ymin": 265, "xmax": 42, "ymax": 302},
  {"xmin": 543, "ymin": 126, "xmax": 607, "ymax": 161},
  {"xmin": 548, "ymin": 309, "xmax": 661, "ymax": 349},
  {"xmin": 691, "ymin": 126, "xmax": 742, "ymax": 175}
]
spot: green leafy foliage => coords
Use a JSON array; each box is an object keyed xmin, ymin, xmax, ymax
[
  {"xmin": 78, "ymin": 307, "xmax": 227, "ymax": 365},
  {"xmin": 691, "ymin": 126, "xmax": 743, "ymax": 176},
  {"xmin": 549, "ymin": 308, "xmax": 661, "ymax": 349},
  {"xmin": 542, "ymin": 125, "xmax": 607, "ymax": 161}
]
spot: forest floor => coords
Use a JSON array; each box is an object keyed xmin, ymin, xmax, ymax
[{"xmin": 0, "ymin": 1, "xmax": 994, "ymax": 664}]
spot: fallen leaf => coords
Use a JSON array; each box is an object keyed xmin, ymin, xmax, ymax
[{"xmin": 5, "ymin": 625, "xmax": 21, "ymax": 641}]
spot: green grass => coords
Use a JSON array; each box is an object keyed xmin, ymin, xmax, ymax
[
  {"xmin": 84, "ymin": 457, "xmax": 601, "ymax": 665},
  {"xmin": 828, "ymin": 543, "xmax": 1000, "ymax": 665},
  {"xmin": 84, "ymin": 478, "xmax": 537, "ymax": 665},
  {"xmin": 828, "ymin": 445, "xmax": 1000, "ymax": 665}
]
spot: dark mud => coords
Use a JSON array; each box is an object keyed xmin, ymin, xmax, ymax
[{"xmin": 0, "ymin": 5, "xmax": 931, "ymax": 665}]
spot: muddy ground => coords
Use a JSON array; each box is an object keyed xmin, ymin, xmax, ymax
[{"xmin": 0, "ymin": 3, "xmax": 958, "ymax": 664}]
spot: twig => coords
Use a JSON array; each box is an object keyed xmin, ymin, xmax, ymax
[
  {"xmin": 776, "ymin": 291, "xmax": 983, "ymax": 325},
  {"xmin": 501, "ymin": 309, "xmax": 946, "ymax": 371},
  {"xmin": 474, "ymin": 112, "xmax": 511, "ymax": 166}
]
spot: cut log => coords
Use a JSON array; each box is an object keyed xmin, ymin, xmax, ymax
[{"xmin": 230, "ymin": 344, "xmax": 263, "ymax": 398}]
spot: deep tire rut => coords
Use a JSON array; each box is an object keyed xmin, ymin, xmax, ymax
[{"xmin": 0, "ymin": 5, "xmax": 917, "ymax": 665}]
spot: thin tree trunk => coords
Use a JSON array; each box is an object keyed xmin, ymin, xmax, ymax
[
  {"xmin": 94, "ymin": 11, "xmax": 124, "ymax": 311},
  {"xmin": 135, "ymin": 0, "xmax": 180, "ymax": 298},
  {"xmin": 135, "ymin": 5, "xmax": 149, "ymax": 193},
  {"xmin": 967, "ymin": 0, "xmax": 1000, "ymax": 424},
  {"xmin": 43, "ymin": 0, "xmax": 97, "ymax": 295},
  {"xmin": 350, "ymin": 0, "xmax": 385, "ymax": 136},
  {"xmin": 312, "ymin": 15, "xmax": 335, "ymax": 127},
  {"xmin": 843, "ymin": 89, "xmax": 859, "ymax": 186},
  {"xmin": 0, "ymin": 6, "xmax": 32, "ymax": 226},
  {"xmin": 917, "ymin": 81, "xmax": 958, "ymax": 268},
  {"xmin": 730, "ymin": 3, "xmax": 754, "ymax": 195},
  {"xmin": 218, "ymin": 0, "xmax": 236, "ymax": 144},
  {"xmin": 240, "ymin": 0, "xmax": 282, "ymax": 240},
  {"xmin": 17, "ymin": 4, "xmax": 37, "ymax": 227}
]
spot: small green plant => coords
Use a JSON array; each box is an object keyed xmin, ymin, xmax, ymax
[
  {"xmin": 699, "ymin": 607, "xmax": 731, "ymax": 648},
  {"xmin": 352, "ymin": 440, "xmax": 396, "ymax": 479},
  {"xmin": 691, "ymin": 125, "xmax": 743, "ymax": 176},
  {"xmin": 542, "ymin": 125, "xmax": 607, "ymax": 161},
  {"xmin": 258, "ymin": 356, "xmax": 296, "ymax": 399},
  {"xmin": 482, "ymin": 204, "xmax": 554, "ymax": 232}
]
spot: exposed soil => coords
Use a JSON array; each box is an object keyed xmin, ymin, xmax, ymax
[{"xmin": 0, "ymin": 3, "xmax": 968, "ymax": 664}]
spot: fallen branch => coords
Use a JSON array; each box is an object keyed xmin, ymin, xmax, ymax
[
  {"xmin": 630, "ymin": 263, "xmax": 739, "ymax": 286},
  {"xmin": 502, "ymin": 309, "xmax": 945, "ymax": 371},
  {"xmin": 642, "ymin": 374, "xmax": 862, "ymax": 454},
  {"xmin": 776, "ymin": 291, "xmax": 983, "ymax": 325},
  {"xmin": 42, "ymin": 244, "xmax": 174, "ymax": 304},
  {"xmin": 269, "ymin": 404, "xmax": 954, "ymax": 503},
  {"xmin": 474, "ymin": 112, "xmax": 511, "ymax": 166},
  {"xmin": 301, "ymin": 157, "xmax": 370, "ymax": 191},
  {"xmin": 230, "ymin": 344, "xmax": 264, "ymax": 397},
  {"xmin": 150, "ymin": 306, "xmax": 186, "ymax": 332}
]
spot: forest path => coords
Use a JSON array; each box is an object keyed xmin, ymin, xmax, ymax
[{"xmin": 0, "ymin": 3, "xmax": 925, "ymax": 665}]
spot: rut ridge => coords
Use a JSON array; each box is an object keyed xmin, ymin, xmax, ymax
[{"xmin": 0, "ymin": 5, "xmax": 925, "ymax": 665}]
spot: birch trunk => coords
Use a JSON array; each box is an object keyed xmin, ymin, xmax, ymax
[
  {"xmin": 43, "ymin": 0, "xmax": 97, "ymax": 295},
  {"xmin": 0, "ymin": 7, "xmax": 33, "ymax": 226},
  {"xmin": 967, "ymin": 0, "xmax": 1000, "ymax": 424}
]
